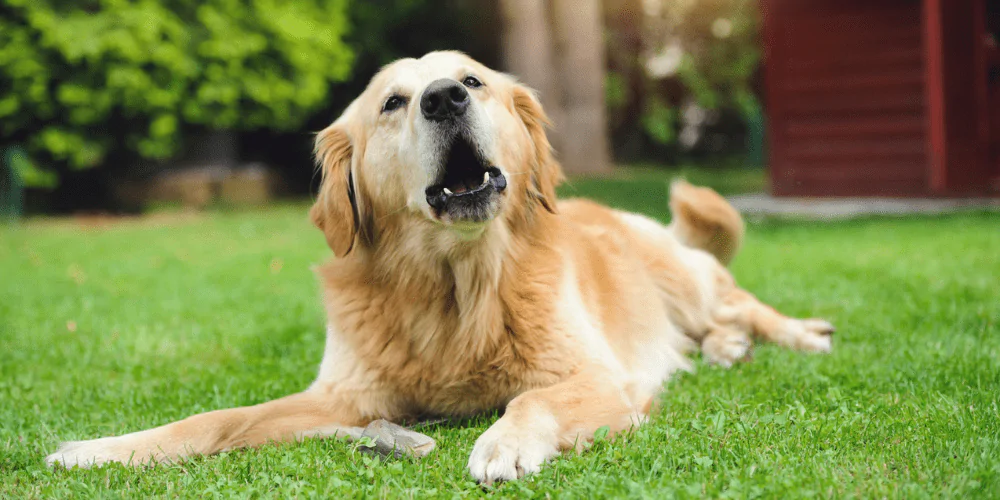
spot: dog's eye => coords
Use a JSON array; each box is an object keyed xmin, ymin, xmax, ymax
[
  {"xmin": 462, "ymin": 76, "xmax": 483, "ymax": 89},
  {"xmin": 382, "ymin": 95, "xmax": 407, "ymax": 113}
]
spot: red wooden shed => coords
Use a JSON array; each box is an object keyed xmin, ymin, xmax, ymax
[{"xmin": 762, "ymin": 0, "xmax": 1000, "ymax": 197}]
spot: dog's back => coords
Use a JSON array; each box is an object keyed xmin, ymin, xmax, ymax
[{"xmin": 558, "ymin": 180, "xmax": 744, "ymax": 267}]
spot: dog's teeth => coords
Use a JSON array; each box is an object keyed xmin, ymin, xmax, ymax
[
  {"xmin": 482, "ymin": 172, "xmax": 489, "ymax": 185},
  {"xmin": 443, "ymin": 187, "xmax": 453, "ymax": 195}
]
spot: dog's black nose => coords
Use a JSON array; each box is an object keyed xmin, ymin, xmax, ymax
[{"xmin": 420, "ymin": 79, "xmax": 469, "ymax": 121}]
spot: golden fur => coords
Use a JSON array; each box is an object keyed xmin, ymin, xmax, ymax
[{"xmin": 48, "ymin": 52, "xmax": 834, "ymax": 484}]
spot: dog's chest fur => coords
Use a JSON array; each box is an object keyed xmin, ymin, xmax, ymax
[{"xmin": 316, "ymin": 248, "xmax": 577, "ymax": 418}]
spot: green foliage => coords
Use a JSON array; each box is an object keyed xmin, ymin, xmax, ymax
[
  {"xmin": 1, "ymin": 148, "xmax": 25, "ymax": 219},
  {"xmin": 5, "ymin": 146, "xmax": 57, "ymax": 189},
  {"xmin": 605, "ymin": 0, "xmax": 761, "ymax": 155},
  {"xmin": 640, "ymin": 96, "xmax": 677, "ymax": 145},
  {"xmin": 666, "ymin": 0, "xmax": 760, "ymax": 114},
  {"xmin": 604, "ymin": 71, "xmax": 630, "ymax": 110},
  {"xmin": 0, "ymin": 0, "xmax": 353, "ymax": 180}
]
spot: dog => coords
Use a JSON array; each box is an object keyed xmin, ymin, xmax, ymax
[{"xmin": 47, "ymin": 51, "xmax": 834, "ymax": 484}]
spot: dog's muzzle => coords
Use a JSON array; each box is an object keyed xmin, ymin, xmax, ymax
[{"xmin": 420, "ymin": 79, "xmax": 508, "ymax": 223}]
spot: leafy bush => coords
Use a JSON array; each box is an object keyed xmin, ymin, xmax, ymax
[
  {"xmin": 605, "ymin": 0, "xmax": 760, "ymax": 161},
  {"xmin": 0, "ymin": 0, "xmax": 353, "ymax": 185}
]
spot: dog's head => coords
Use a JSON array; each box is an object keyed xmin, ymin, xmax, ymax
[{"xmin": 311, "ymin": 51, "xmax": 562, "ymax": 257}]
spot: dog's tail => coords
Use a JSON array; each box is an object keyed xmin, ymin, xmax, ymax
[{"xmin": 668, "ymin": 179, "xmax": 745, "ymax": 266}]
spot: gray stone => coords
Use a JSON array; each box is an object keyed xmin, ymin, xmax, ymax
[
  {"xmin": 358, "ymin": 419, "xmax": 436, "ymax": 459},
  {"xmin": 728, "ymin": 193, "xmax": 1000, "ymax": 220}
]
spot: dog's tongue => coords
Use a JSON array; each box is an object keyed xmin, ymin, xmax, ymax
[{"xmin": 447, "ymin": 177, "xmax": 480, "ymax": 194}]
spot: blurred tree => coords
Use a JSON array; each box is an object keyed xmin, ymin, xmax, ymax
[
  {"xmin": 0, "ymin": 0, "xmax": 353, "ymax": 187},
  {"xmin": 550, "ymin": 0, "xmax": 612, "ymax": 175},
  {"xmin": 499, "ymin": 0, "xmax": 564, "ymax": 153},
  {"xmin": 604, "ymin": 0, "xmax": 761, "ymax": 163},
  {"xmin": 500, "ymin": 0, "xmax": 612, "ymax": 175}
]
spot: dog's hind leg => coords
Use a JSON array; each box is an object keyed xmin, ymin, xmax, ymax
[
  {"xmin": 46, "ymin": 389, "xmax": 373, "ymax": 468},
  {"xmin": 701, "ymin": 322, "xmax": 754, "ymax": 367},
  {"xmin": 715, "ymin": 288, "xmax": 835, "ymax": 354}
]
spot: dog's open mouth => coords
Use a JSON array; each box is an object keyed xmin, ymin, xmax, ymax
[{"xmin": 424, "ymin": 136, "xmax": 507, "ymax": 222}]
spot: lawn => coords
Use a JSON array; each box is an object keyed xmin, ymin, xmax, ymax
[{"xmin": 1, "ymin": 169, "xmax": 998, "ymax": 498}]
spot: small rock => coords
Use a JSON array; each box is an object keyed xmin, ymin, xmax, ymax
[{"xmin": 358, "ymin": 419, "xmax": 436, "ymax": 459}]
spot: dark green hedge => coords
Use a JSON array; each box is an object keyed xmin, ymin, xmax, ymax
[{"xmin": 0, "ymin": 0, "xmax": 353, "ymax": 184}]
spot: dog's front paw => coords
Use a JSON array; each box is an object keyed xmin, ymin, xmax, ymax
[
  {"xmin": 467, "ymin": 416, "xmax": 559, "ymax": 485},
  {"xmin": 47, "ymin": 437, "xmax": 133, "ymax": 469},
  {"xmin": 47, "ymin": 432, "xmax": 163, "ymax": 469}
]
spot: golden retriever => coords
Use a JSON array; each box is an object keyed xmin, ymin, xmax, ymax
[{"xmin": 47, "ymin": 52, "xmax": 834, "ymax": 483}]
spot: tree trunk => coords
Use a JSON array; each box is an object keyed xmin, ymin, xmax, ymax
[
  {"xmin": 498, "ymin": 0, "xmax": 566, "ymax": 162},
  {"xmin": 549, "ymin": 0, "xmax": 612, "ymax": 175},
  {"xmin": 499, "ymin": 0, "xmax": 612, "ymax": 176}
]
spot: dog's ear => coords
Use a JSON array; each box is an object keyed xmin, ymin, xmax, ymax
[
  {"xmin": 512, "ymin": 84, "xmax": 564, "ymax": 213},
  {"xmin": 311, "ymin": 124, "xmax": 358, "ymax": 257}
]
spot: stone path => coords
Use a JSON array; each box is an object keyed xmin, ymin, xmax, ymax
[{"xmin": 728, "ymin": 193, "xmax": 1000, "ymax": 220}]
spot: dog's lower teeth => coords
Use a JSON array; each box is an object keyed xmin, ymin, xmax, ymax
[{"xmin": 437, "ymin": 173, "xmax": 490, "ymax": 198}]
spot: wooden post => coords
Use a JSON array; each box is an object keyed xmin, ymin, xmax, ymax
[
  {"xmin": 498, "ymin": 0, "xmax": 566, "ymax": 157},
  {"xmin": 549, "ymin": 0, "xmax": 612, "ymax": 175},
  {"xmin": 923, "ymin": 0, "xmax": 990, "ymax": 194},
  {"xmin": 923, "ymin": 0, "xmax": 948, "ymax": 193},
  {"xmin": 500, "ymin": 0, "xmax": 612, "ymax": 176}
]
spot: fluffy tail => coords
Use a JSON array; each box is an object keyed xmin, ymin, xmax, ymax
[{"xmin": 668, "ymin": 180, "xmax": 745, "ymax": 265}]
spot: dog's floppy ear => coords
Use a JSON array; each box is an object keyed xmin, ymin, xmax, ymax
[
  {"xmin": 512, "ymin": 84, "xmax": 564, "ymax": 213},
  {"xmin": 311, "ymin": 124, "xmax": 358, "ymax": 257}
]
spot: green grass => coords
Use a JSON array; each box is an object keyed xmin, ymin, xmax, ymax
[
  {"xmin": 1, "ymin": 169, "xmax": 998, "ymax": 498},
  {"xmin": 560, "ymin": 164, "xmax": 766, "ymax": 215}
]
